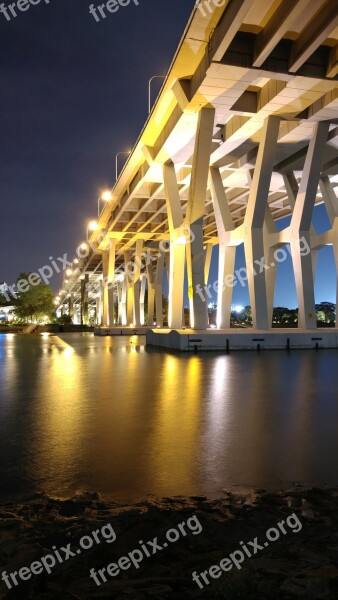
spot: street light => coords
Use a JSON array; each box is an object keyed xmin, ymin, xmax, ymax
[
  {"xmin": 115, "ymin": 151, "xmax": 131, "ymax": 181},
  {"xmin": 98, "ymin": 190, "xmax": 112, "ymax": 217},
  {"xmin": 87, "ymin": 220, "xmax": 98, "ymax": 240},
  {"xmin": 148, "ymin": 75, "xmax": 165, "ymax": 114}
]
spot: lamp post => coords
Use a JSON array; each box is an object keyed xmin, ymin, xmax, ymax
[
  {"xmin": 115, "ymin": 151, "xmax": 131, "ymax": 181},
  {"xmin": 148, "ymin": 75, "xmax": 165, "ymax": 114}
]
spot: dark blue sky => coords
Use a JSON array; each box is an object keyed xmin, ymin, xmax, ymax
[
  {"xmin": 0, "ymin": 0, "xmax": 335, "ymax": 307},
  {"xmin": 0, "ymin": 0, "xmax": 194, "ymax": 284}
]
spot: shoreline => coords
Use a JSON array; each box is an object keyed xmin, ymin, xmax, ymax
[{"xmin": 1, "ymin": 486, "xmax": 337, "ymax": 599}]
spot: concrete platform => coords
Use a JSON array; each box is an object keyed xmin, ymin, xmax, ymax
[
  {"xmin": 94, "ymin": 326, "xmax": 152, "ymax": 336},
  {"xmin": 146, "ymin": 328, "xmax": 338, "ymax": 352}
]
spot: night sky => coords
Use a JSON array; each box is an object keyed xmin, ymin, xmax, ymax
[{"xmin": 0, "ymin": 0, "xmax": 335, "ymax": 308}]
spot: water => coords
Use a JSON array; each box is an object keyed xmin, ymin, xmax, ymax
[{"xmin": 0, "ymin": 332, "xmax": 338, "ymax": 502}]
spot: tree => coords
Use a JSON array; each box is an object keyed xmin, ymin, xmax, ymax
[
  {"xmin": 0, "ymin": 294, "xmax": 7, "ymax": 306},
  {"xmin": 240, "ymin": 306, "xmax": 252, "ymax": 325},
  {"xmin": 13, "ymin": 273, "xmax": 55, "ymax": 323},
  {"xmin": 315, "ymin": 302, "xmax": 335, "ymax": 324}
]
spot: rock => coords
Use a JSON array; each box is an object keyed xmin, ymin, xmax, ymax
[{"xmin": 0, "ymin": 487, "xmax": 338, "ymax": 599}]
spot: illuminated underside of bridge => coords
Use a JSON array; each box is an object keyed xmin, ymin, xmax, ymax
[{"xmin": 58, "ymin": 0, "xmax": 338, "ymax": 335}]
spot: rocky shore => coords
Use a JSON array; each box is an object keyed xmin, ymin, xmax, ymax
[{"xmin": 0, "ymin": 487, "xmax": 338, "ymax": 599}]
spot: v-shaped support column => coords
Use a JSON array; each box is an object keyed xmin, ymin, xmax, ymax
[
  {"xmin": 209, "ymin": 167, "xmax": 235, "ymax": 328},
  {"xmin": 163, "ymin": 161, "xmax": 185, "ymax": 329},
  {"xmin": 289, "ymin": 121, "xmax": 329, "ymax": 328},
  {"xmin": 186, "ymin": 107, "xmax": 215, "ymax": 329},
  {"xmin": 244, "ymin": 115, "xmax": 280, "ymax": 329}
]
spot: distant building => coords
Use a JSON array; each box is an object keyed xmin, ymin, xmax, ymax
[
  {"xmin": 0, "ymin": 282, "xmax": 8, "ymax": 296},
  {"xmin": 0, "ymin": 305, "xmax": 14, "ymax": 323}
]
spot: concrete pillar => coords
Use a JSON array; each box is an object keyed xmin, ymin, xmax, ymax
[
  {"xmin": 102, "ymin": 240, "xmax": 116, "ymax": 327},
  {"xmin": 121, "ymin": 275, "xmax": 127, "ymax": 326},
  {"xmin": 217, "ymin": 244, "xmax": 237, "ymax": 328},
  {"xmin": 124, "ymin": 251, "xmax": 134, "ymax": 325},
  {"xmin": 146, "ymin": 263, "xmax": 155, "ymax": 325},
  {"xmin": 81, "ymin": 274, "xmax": 89, "ymax": 325},
  {"xmin": 163, "ymin": 162, "xmax": 185, "ymax": 329},
  {"xmin": 263, "ymin": 207, "xmax": 278, "ymax": 328},
  {"xmin": 96, "ymin": 295, "xmax": 101, "ymax": 326},
  {"xmin": 168, "ymin": 239, "xmax": 185, "ymax": 329},
  {"xmin": 116, "ymin": 280, "xmax": 124, "ymax": 325},
  {"xmin": 123, "ymin": 241, "xmax": 144, "ymax": 327},
  {"xmin": 133, "ymin": 240, "xmax": 144, "ymax": 327},
  {"xmin": 186, "ymin": 107, "xmax": 215, "ymax": 330},
  {"xmin": 244, "ymin": 115, "xmax": 281, "ymax": 329},
  {"xmin": 73, "ymin": 307, "xmax": 80, "ymax": 325},
  {"xmin": 140, "ymin": 275, "xmax": 146, "ymax": 325},
  {"xmin": 319, "ymin": 175, "xmax": 338, "ymax": 227},
  {"xmin": 289, "ymin": 121, "xmax": 329, "ymax": 328},
  {"xmin": 187, "ymin": 218, "xmax": 208, "ymax": 329},
  {"xmin": 155, "ymin": 253, "xmax": 164, "ymax": 327},
  {"xmin": 146, "ymin": 252, "xmax": 164, "ymax": 326},
  {"xmin": 108, "ymin": 285, "xmax": 116, "ymax": 326},
  {"xmin": 68, "ymin": 294, "xmax": 74, "ymax": 322},
  {"xmin": 209, "ymin": 167, "xmax": 235, "ymax": 329},
  {"xmin": 96, "ymin": 281, "xmax": 104, "ymax": 326}
]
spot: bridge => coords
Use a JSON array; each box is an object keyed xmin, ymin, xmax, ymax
[{"xmin": 57, "ymin": 0, "xmax": 338, "ymax": 347}]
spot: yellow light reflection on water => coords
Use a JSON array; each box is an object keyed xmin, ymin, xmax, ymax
[
  {"xmin": 34, "ymin": 337, "xmax": 83, "ymax": 496},
  {"xmin": 147, "ymin": 354, "xmax": 202, "ymax": 493}
]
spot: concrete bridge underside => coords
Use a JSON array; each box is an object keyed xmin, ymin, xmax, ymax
[{"xmin": 58, "ymin": 0, "xmax": 338, "ymax": 335}]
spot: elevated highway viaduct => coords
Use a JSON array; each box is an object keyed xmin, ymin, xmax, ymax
[{"xmin": 57, "ymin": 0, "xmax": 338, "ymax": 335}]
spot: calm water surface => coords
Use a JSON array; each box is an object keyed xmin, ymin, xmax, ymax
[{"xmin": 0, "ymin": 332, "xmax": 338, "ymax": 502}]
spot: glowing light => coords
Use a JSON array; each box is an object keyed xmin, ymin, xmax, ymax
[
  {"xmin": 101, "ymin": 190, "xmax": 112, "ymax": 202},
  {"xmin": 234, "ymin": 305, "xmax": 244, "ymax": 313},
  {"xmin": 65, "ymin": 279, "xmax": 69, "ymax": 284},
  {"xmin": 66, "ymin": 269, "xmax": 73, "ymax": 276},
  {"xmin": 73, "ymin": 258, "xmax": 79, "ymax": 264},
  {"xmin": 63, "ymin": 347, "xmax": 74, "ymax": 358},
  {"xmin": 80, "ymin": 242, "xmax": 88, "ymax": 250},
  {"xmin": 88, "ymin": 220, "xmax": 98, "ymax": 232},
  {"xmin": 174, "ymin": 235, "xmax": 187, "ymax": 245}
]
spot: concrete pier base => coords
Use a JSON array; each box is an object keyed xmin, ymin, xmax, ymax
[
  {"xmin": 94, "ymin": 326, "xmax": 153, "ymax": 337},
  {"xmin": 146, "ymin": 328, "xmax": 338, "ymax": 352}
]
